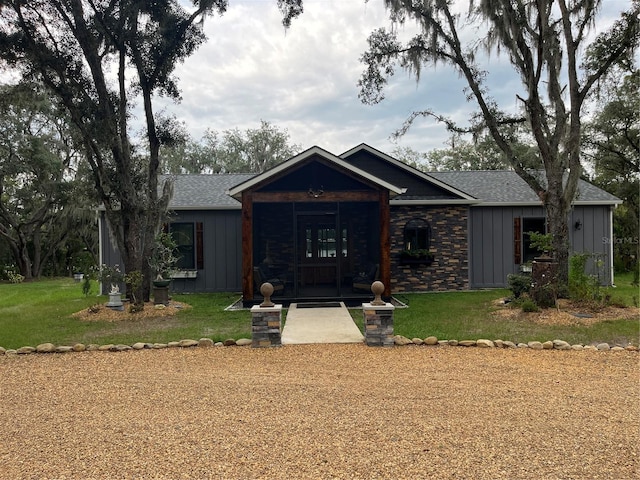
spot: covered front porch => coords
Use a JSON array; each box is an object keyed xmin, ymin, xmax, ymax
[
  {"xmin": 251, "ymin": 201, "xmax": 381, "ymax": 305},
  {"xmin": 227, "ymin": 146, "xmax": 404, "ymax": 307}
]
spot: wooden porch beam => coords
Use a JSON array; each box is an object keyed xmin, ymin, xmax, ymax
[
  {"xmin": 241, "ymin": 191, "xmax": 253, "ymax": 302},
  {"xmin": 379, "ymin": 190, "xmax": 391, "ymax": 297},
  {"xmin": 252, "ymin": 190, "xmax": 379, "ymax": 203}
]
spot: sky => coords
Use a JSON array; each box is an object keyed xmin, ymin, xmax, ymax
[{"xmin": 157, "ymin": 0, "xmax": 632, "ymax": 157}]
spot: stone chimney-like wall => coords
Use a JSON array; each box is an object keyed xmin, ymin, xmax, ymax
[{"xmin": 390, "ymin": 205, "xmax": 469, "ymax": 292}]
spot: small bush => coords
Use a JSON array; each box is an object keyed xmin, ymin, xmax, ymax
[
  {"xmin": 521, "ymin": 298, "xmax": 540, "ymax": 312},
  {"xmin": 507, "ymin": 273, "xmax": 532, "ymax": 299},
  {"xmin": 569, "ymin": 253, "xmax": 605, "ymax": 304},
  {"xmin": 4, "ymin": 268, "xmax": 25, "ymax": 284}
]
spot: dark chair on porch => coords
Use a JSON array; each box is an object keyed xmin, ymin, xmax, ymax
[
  {"xmin": 253, "ymin": 265, "xmax": 285, "ymax": 296},
  {"xmin": 352, "ymin": 263, "xmax": 378, "ymax": 293}
]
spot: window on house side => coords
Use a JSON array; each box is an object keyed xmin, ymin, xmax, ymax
[
  {"xmin": 522, "ymin": 217, "xmax": 547, "ymax": 263},
  {"xmin": 170, "ymin": 223, "xmax": 195, "ymax": 270},
  {"xmin": 404, "ymin": 218, "xmax": 431, "ymax": 251}
]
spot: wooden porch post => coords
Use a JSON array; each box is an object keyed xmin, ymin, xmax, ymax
[
  {"xmin": 379, "ymin": 190, "xmax": 391, "ymax": 297},
  {"xmin": 242, "ymin": 192, "xmax": 254, "ymax": 302}
]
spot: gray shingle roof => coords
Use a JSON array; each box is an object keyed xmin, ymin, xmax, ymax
[
  {"xmin": 428, "ymin": 171, "xmax": 621, "ymax": 205},
  {"xmin": 160, "ymin": 170, "xmax": 619, "ymax": 209},
  {"xmin": 161, "ymin": 174, "xmax": 254, "ymax": 209}
]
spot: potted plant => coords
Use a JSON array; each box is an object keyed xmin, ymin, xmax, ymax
[
  {"xmin": 528, "ymin": 231, "xmax": 554, "ymax": 259},
  {"xmin": 149, "ymin": 232, "xmax": 179, "ymax": 288},
  {"xmin": 399, "ymin": 248, "xmax": 434, "ymax": 266}
]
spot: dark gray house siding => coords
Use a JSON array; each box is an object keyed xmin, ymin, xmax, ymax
[
  {"xmin": 169, "ymin": 210, "xmax": 243, "ymax": 293},
  {"xmin": 469, "ymin": 205, "xmax": 614, "ymax": 288},
  {"xmin": 98, "ymin": 209, "xmax": 243, "ymax": 294},
  {"xmin": 470, "ymin": 206, "xmax": 540, "ymax": 288},
  {"xmin": 569, "ymin": 205, "xmax": 614, "ymax": 285}
]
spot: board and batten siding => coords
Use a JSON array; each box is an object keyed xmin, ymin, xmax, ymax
[
  {"xmin": 469, "ymin": 205, "xmax": 613, "ymax": 289},
  {"xmin": 170, "ymin": 210, "xmax": 243, "ymax": 293},
  {"xmin": 99, "ymin": 209, "xmax": 243, "ymax": 294},
  {"xmin": 568, "ymin": 205, "xmax": 613, "ymax": 285}
]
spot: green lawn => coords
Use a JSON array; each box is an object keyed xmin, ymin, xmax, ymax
[{"xmin": 0, "ymin": 275, "xmax": 637, "ymax": 350}]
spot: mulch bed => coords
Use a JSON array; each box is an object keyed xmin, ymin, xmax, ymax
[
  {"xmin": 492, "ymin": 298, "xmax": 640, "ymax": 326},
  {"xmin": 72, "ymin": 301, "xmax": 191, "ymax": 322}
]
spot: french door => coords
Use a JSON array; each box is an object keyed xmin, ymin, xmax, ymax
[{"xmin": 295, "ymin": 213, "xmax": 346, "ymax": 298}]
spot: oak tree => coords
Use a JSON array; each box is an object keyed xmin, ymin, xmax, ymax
[{"xmin": 359, "ymin": 0, "xmax": 639, "ymax": 285}]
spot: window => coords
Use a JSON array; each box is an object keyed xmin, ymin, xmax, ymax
[
  {"xmin": 404, "ymin": 218, "xmax": 431, "ymax": 252},
  {"xmin": 514, "ymin": 217, "xmax": 546, "ymax": 264},
  {"xmin": 168, "ymin": 222, "xmax": 203, "ymax": 270}
]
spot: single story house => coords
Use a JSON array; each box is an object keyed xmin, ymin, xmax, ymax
[{"xmin": 99, "ymin": 144, "xmax": 621, "ymax": 305}]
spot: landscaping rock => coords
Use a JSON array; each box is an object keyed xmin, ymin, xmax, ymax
[
  {"xmin": 214, "ymin": 342, "xmax": 224, "ymax": 347},
  {"xmin": 528, "ymin": 341, "xmax": 543, "ymax": 350},
  {"xmin": 476, "ymin": 339, "xmax": 495, "ymax": 348},
  {"xmin": 0, "ymin": 347, "xmax": 5, "ymax": 355},
  {"xmin": 438, "ymin": 340, "xmax": 449, "ymax": 346},
  {"xmin": 393, "ymin": 335, "xmax": 413, "ymax": 346},
  {"xmin": 235, "ymin": 338, "xmax": 252, "ymax": 347},
  {"xmin": 198, "ymin": 338, "xmax": 214, "ymax": 348},
  {"xmin": 5, "ymin": 349, "xmax": 17, "ymax": 355},
  {"xmin": 552, "ymin": 340, "xmax": 571, "ymax": 350},
  {"xmin": 152, "ymin": 343, "xmax": 168, "ymax": 349},
  {"xmin": 55, "ymin": 346, "xmax": 74, "ymax": 353},
  {"xmin": 596, "ymin": 343, "xmax": 611, "ymax": 351},
  {"xmin": 86, "ymin": 344, "xmax": 99, "ymax": 351},
  {"xmin": 168, "ymin": 341, "xmax": 181, "ymax": 348},
  {"xmin": 179, "ymin": 339, "xmax": 199, "ymax": 348},
  {"xmin": 625, "ymin": 345, "xmax": 638, "ymax": 351},
  {"xmin": 448, "ymin": 340, "xmax": 459, "ymax": 346},
  {"xmin": 571, "ymin": 345, "xmax": 584, "ymax": 350},
  {"xmin": 114, "ymin": 344, "xmax": 132, "ymax": 352},
  {"xmin": 584, "ymin": 345, "xmax": 597, "ymax": 351},
  {"xmin": 517, "ymin": 343, "xmax": 529, "ymax": 348},
  {"xmin": 99, "ymin": 344, "xmax": 114, "ymax": 351},
  {"xmin": 611, "ymin": 346, "xmax": 625, "ymax": 352},
  {"xmin": 424, "ymin": 336, "xmax": 438, "ymax": 345},
  {"xmin": 542, "ymin": 341, "xmax": 554, "ymax": 349},
  {"xmin": 223, "ymin": 339, "xmax": 237, "ymax": 347},
  {"xmin": 458, "ymin": 340, "xmax": 476, "ymax": 347},
  {"xmin": 17, "ymin": 347, "xmax": 35, "ymax": 354},
  {"xmin": 36, "ymin": 343, "xmax": 56, "ymax": 353},
  {"xmin": 494, "ymin": 340, "xmax": 504, "ymax": 348},
  {"xmin": 412, "ymin": 338, "xmax": 424, "ymax": 345},
  {"xmin": 73, "ymin": 344, "xmax": 86, "ymax": 352},
  {"xmin": 503, "ymin": 341, "xmax": 517, "ymax": 349},
  {"xmin": 132, "ymin": 342, "xmax": 147, "ymax": 350}
]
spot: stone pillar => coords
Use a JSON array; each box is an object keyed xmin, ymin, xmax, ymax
[
  {"xmin": 251, "ymin": 305, "xmax": 282, "ymax": 348},
  {"xmin": 363, "ymin": 303, "xmax": 395, "ymax": 347}
]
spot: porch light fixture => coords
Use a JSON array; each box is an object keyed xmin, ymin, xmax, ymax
[
  {"xmin": 308, "ymin": 185, "xmax": 324, "ymax": 198},
  {"xmin": 574, "ymin": 219, "xmax": 582, "ymax": 231}
]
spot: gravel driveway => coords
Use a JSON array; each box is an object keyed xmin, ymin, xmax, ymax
[{"xmin": 1, "ymin": 345, "xmax": 637, "ymax": 479}]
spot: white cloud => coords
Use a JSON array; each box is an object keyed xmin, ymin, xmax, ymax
[{"xmin": 160, "ymin": 0, "xmax": 633, "ymax": 157}]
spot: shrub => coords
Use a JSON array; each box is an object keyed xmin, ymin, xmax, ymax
[
  {"xmin": 569, "ymin": 253, "xmax": 605, "ymax": 304},
  {"xmin": 3, "ymin": 267, "xmax": 25, "ymax": 284},
  {"xmin": 507, "ymin": 273, "xmax": 531, "ymax": 299},
  {"xmin": 520, "ymin": 298, "xmax": 540, "ymax": 312}
]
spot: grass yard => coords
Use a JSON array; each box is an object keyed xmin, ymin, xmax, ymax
[{"xmin": 0, "ymin": 274, "xmax": 638, "ymax": 350}]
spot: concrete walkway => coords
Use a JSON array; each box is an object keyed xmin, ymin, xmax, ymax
[{"xmin": 281, "ymin": 302, "xmax": 364, "ymax": 345}]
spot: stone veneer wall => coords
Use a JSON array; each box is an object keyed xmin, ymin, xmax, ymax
[{"xmin": 390, "ymin": 205, "xmax": 469, "ymax": 292}]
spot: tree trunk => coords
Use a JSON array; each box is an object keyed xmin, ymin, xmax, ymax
[{"xmin": 544, "ymin": 189, "xmax": 570, "ymax": 288}]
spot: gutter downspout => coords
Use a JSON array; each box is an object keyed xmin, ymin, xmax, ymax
[{"xmin": 609, "ymin": 206, "xmax": 615, "ymax": 286}]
